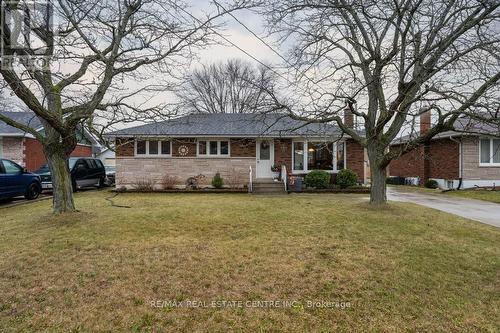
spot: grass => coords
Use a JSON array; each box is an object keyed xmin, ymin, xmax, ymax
[
  {"xmin": 445, "ymin": 189, "xmax": 500, "ymax": 204},
  {"xmin": 389, "ymin": 184, "xmax": 500, "ymax": 204},
  {"xmin": 387, "ymin": 184, "xmax": 441, "ymax": 193},
  {"xmin": 0, "ymin": 191, "xmax": 499, "ymax": 332}
]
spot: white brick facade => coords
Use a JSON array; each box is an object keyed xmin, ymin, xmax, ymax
[
  {"xmin": 462, "ymin": 136, "xmax": 500, "ymax": 180},
  {"xmin": 116, "ymin": 157, "xmax": 255, "ymax": 188},
  {"xmin": 1, "ymin": 137, "xmax": 24, "ymax": 165}
]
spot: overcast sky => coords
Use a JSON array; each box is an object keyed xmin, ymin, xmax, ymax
[
  {"xmin": 0, "ymin": 1, "xmax": 286, "ymax": 121},
  {"xmin": 189, "ymin": 1, "xmax": 281, "ymax": 66}
]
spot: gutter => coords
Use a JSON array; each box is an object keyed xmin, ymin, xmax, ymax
[
  {"xmin": 449, "ymin": 135, "xmax": 463, "ymax": 190},
  {"xmin": 0, "ymin": 133, "xmax": 35, "ymax": 138},
  {"xmin": 104, "ymin": 134, "xmax": 351, "ymax": 139}
]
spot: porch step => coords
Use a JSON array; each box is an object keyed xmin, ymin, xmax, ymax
[
  {"xmin": 254, "ymin": 178, "xmax": 279, "ymax": 184},
  {"xmin": 252, "ymin": 179, "xmax": 286, "ymax": 194}
]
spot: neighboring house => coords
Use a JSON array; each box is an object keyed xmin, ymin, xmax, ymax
[
  {"xmin": 96, "ymin": 147, "xmax": 116, "ymax": 166},
  {"xmin": 389, "ymin": 112, "xmax": 500, "ymax": 189},
  {"xmin": 107, "ymin": 113, "xmax": 368, "ymax": 188},
  {"xmin": 0, "ymin": 111, "xmax": 101, "ymax": 171}
]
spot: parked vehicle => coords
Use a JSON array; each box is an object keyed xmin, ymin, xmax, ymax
[
  {"xmin": 0, "ymin": 158, "xmax": 42, "ymax": 200},
  {"xmin": 36, "ymin": 157, "xmax": 106, "ymax": 191},
  {"xmin": 104, "ymin": 166, "xmax": 116, "ymax": 186}
]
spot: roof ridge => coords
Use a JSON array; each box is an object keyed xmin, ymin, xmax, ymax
[{"xmin": 105, "ymin": 112, "xmax": 343, "ymax": 137}]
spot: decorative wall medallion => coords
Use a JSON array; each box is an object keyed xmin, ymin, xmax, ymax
[{"xmin": 178, "ymin": 145, "xmax": 189, "ymax": 156}]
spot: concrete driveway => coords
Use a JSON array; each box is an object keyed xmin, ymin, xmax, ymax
[{"xmin": 387, "ymin": 187, "xmax": 500, "ymax": 228}]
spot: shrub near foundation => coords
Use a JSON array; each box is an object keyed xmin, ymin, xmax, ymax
[
  {"xmin": 211, "ymin": 172, "xmax": 224, "ymax": 189},
  {"xmin": 304, "ymin": 170, "xmax": 330, "ymax": 189},
  {"xmin": 132, "ymin": 178, "xmax": 156, "ymax": 191},
  {"xmin": 160, "ymin": 175, "xmax": 179, "ymax": 190},
  {"xmin": 336, "ymin": 169, "xmax": 358, "ymax": 189}
]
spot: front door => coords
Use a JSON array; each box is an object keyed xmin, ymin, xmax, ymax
[{"xmin": 256, "ymin": 139, "xmax": 274, "ymax": 178}]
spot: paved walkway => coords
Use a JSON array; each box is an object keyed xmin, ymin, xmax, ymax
[{"xmin": 387, "ymin": 187, "xmax": 500, "ymax": 228}]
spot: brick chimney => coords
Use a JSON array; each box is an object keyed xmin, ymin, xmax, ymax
[
  {"xmin": 419, "ymin": 110, "xmax": 432, "ymax": 185},
  {"xmin": 344, "ymin": 107, "xmax": 354, "ymax": 128},
  {"xmin": 420, "ymin": 110, "xmax": 431, "ymax": 134}
]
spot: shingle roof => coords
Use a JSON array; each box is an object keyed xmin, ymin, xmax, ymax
[
  {"xmin": 0, "ymin": 111, "xmax": 42, "ymax": 135},
  {"xmin": 107, "ymin": 113, "xmax": 343, "ymax": 137},
  {"xmin": 454, "ymin": 116, "xmax": 500, "ymax": 135},
  {"xmin": 392, "ymin": 116, "xmax": 500, "ymax": 145}
]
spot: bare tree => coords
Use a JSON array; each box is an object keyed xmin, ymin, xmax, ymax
[
  {"xmin": 260, "ymin": 0, "xmax": 500, "ymax": 204},
  {"xmin": 177, "ymin": 59, "xmax": 275, "ymax": 114},
  {"xmin": 0, "ymin": 0, "xmax": 252, "ymax": 213}
]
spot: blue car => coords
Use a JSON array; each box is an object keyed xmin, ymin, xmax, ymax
[{"xmin": 0, "ymin": 158, "xmax": 42, "ymax": 200}]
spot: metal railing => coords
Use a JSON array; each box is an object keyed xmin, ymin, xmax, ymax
[
  {"xmin": 281, "ymin": 165, "xmax": 287, "ymax": 192},
  {"xmin": 248, "ymin": 166, "xmax": 253, "ymax": 193}
]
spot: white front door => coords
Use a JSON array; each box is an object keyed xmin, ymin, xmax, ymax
[{"xmin": 256, "ymin": 139, "xmax": 274, "ymax": 178}]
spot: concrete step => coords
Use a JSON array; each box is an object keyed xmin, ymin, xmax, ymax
[
  {"xmin": 253, "ymin": 183, "xmax": 284, "ymax": 189},
  {"xmin": 254, "ymin": 178, "xmax": 280, "ymax": 184},
  {"xmin": 252, "ymin": 190, "xmax": 287, "ymax": 194},
  {"xmin": 252, "ymin": 185, "xmax": 286, "ymax": 194},
  {"xmin": 253, "ymin": 186, "xmax": 285, "ymax": 191},
  {"xmin": 252, "ymin": 178, "xmax": 286, "ymax": 194}
]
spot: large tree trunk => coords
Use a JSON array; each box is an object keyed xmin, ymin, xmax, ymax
[
  {"xmin": 370, "ymin": 164, "xmax": 387, "ymax": 205},
  {"xmin": 44, "ymin": 146, "xmax": 76, "ymax": 214},
  {"xmin": 367, "ymin": 145, "xmax": 388, "ymax": 205}
]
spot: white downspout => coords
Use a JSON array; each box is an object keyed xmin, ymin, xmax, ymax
[{"xmin": 449, "ymin": 136, "xmax": 462, "ymax": 190}]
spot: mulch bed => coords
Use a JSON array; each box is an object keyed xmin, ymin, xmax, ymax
[
  {"xmin": 113, "ymin": 188, "xmax": 249, "ymax": 194},
  {"xmin": 113, "ymin": 188, "xmax": 370, "ymax": 194},
  {"xmin": 292, "ymin": 188, "xmax": 370, "ymax": 194}
]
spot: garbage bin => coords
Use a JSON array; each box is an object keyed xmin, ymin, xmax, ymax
[{"xmin": 294, "ymin": 177, "xmax": 303, "ymax": 192}]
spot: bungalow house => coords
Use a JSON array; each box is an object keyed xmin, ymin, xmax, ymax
[
  {"xmin": 0, "ymin": 111, "xmax": 101, "ymax": 171},
  {"xmin": 389, "ymin": 112, "xmax": 500, "ymax": 189},
  {"xmin": 107, "ymin": 113, "xmax": 368, "ymax": 189}
]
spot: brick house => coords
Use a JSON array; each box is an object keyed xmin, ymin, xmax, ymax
[
  {"xmin": 107, "ymin": 113, "xmax": 368, "ymax": 188},
  {"xmin": 0, "ymin": 111, "xmax": 100, "ymax": 171},
  {"xmin": 389, "ymin": 112, "xmax": 500, "ymax": 189}
]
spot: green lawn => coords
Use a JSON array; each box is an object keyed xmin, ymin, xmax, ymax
[
  {"xmin": 0, "ymin": 191, "xmax": 499, "ymax": 332},
  {"xmin": 445, "ymin": 189, "xmax": 500, "ymax": 204},
  {"xmin": 389, "ymin": 185, "xmax": 500, "ymax": 204}
]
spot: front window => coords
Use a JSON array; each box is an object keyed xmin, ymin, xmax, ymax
[
  {"xmin": 198, "ymin": 141, "xmax": 207, "ymax": 155},
  {"xmin": 198, "ymin": 140, "xmax": 230, "ymax": 157},
  {"xmin": 495, "ymin": 140, "xmax": 500, "ymax": 163},
  {"xmin": 135, "ymin": 140, "xmax": 171, "ymax": 156},
  {"xmin": 220, "ymin": 141, "xmax": 229, "ymax": 155},
  {"xmin": 293, "ymin": 140, "xmax": 344, "ymax": 172},
  {"xmin": 307, "ymin": 142, "xmax": 334, "ymax": 170},
  {"xmin": 293, "ymin": 142, "xmax": 304, "ymax": 171},
  {"xmin": 210, "ymin": 141, "xmax": 218, "ymax": 155},
  {"xmin": 149, "ymin": 140, "xmax": 159, "ymax": 155},
  {"xmin": 161, "ymin": 141, "xmax": 171, "ymax": 155},
  {"xmin": 136, "ymin": 140, "xmax": 146, "ymax": 155},
  {"xmin": 337, "ymin": 142, "xmax": 345, "ymax": 170},
  {"xmin": 480, "ymin": 138, "xmax": 500, "ymax": 165}
]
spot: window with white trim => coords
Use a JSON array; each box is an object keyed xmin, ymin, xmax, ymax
[
  {"xmin": 135, "ymin": 140, "xmax": 171, "ymax": 156},
  {"xmin": 197, "ymin": 140, "xmax": 230, "ymax": 157},
  {"xmin": 336, "ymin": 142, "xmax": 345, "ymax": 170},
  {"xmin": 292, "ymin": 140, "xmax": 344, "ymax": 172},
  {"xmin": 293, "ymin": 142, "xmax": 304, "ymax": 171},
  {"xmin": 480, "ymin": 138, "xmax": 500, "ymax": 166},
  {"xmin": 307, "ymin": 142, "xmax": 334, "ymax": 170}
]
